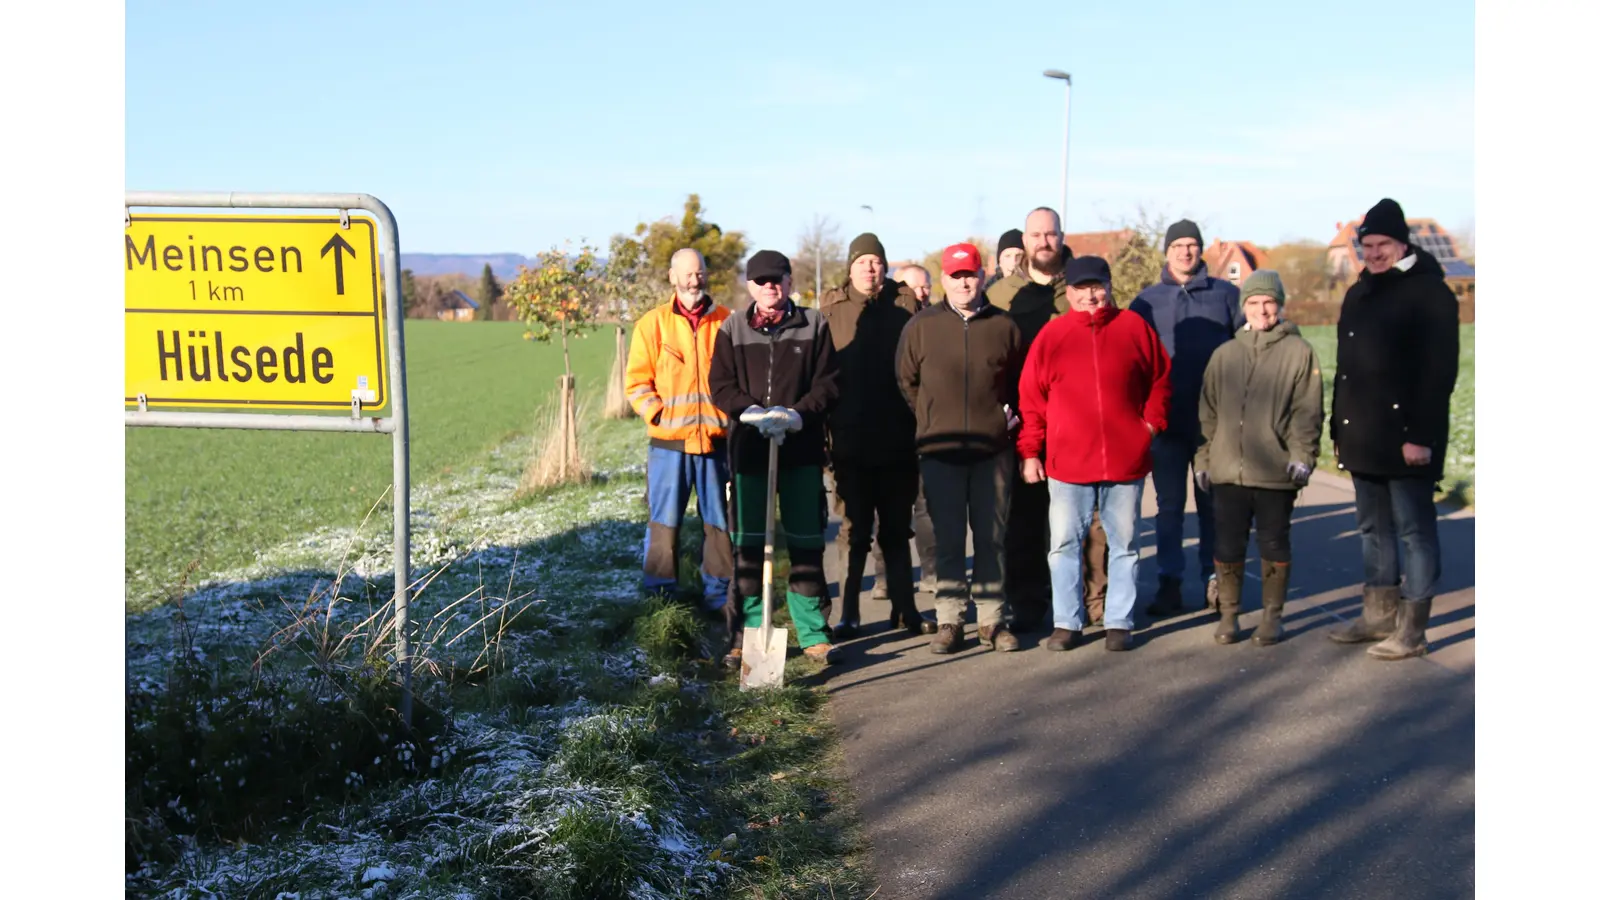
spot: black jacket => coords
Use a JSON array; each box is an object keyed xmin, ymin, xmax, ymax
[
  {"xmin": 709, "ymin": 301, "xmax": 841, "ymax": 475},
  {"xmin": 1330, "ymin": 248, "xmax": 1460, "ymax": 482},
  {"xmin": 819, "ymin": 281, "xmax": 920, "ymax": 467}
]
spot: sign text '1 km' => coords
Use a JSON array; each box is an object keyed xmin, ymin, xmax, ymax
[{"xmin": 124, "ymin": 214, "xmax": 389, "ymax": 413}]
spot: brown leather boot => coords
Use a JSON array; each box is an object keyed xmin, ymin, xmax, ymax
[
  {"xmin": 1255, "ymin": 560, "xmax": 1290, "ymax": 646},
  {"xmin": 1045, "ymin": 627, "xmax": 1082, "ymax": 651},
  {"xmin": 978, "ymin": 624, "xmax": 1020, "ymax": 652},
  {"xmin": 929, "ymin": 622, "xmax": 965, "ymax": 655},
  {"xmin": 1213, "ymin": 561, "xmax": 1245, "ymax": 644},
  {"xmin": 1368, "ymin": 598, "xmax": 1431, "ymax": 660},
  {"xmin": 1329, "ymin": 585, "xmax": 1400, "ymax": 643}
]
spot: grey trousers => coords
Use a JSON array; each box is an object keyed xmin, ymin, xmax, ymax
[{"xmin": 919, "ymin": 450, "xmax": 1014, "ymax": 628}]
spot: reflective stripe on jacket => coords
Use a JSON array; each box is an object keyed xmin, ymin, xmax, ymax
[{"xmin": 625, "ymin": 298, "xmax": 732, "ymax": 454}]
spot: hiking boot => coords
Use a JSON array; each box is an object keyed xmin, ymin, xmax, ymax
[
  {"xmin": 1367, "ymin": 598, "xmax": 1431, "ymax": 661},
  {"xmin": 978, "ymin": 624, "xmax": 1019, "ymax": 652},
  {"xmin": 1104, "ymin": 628, "xmax": 1134, "ymax": 652},
  {"xmin": 1329, "ymin": 585, "xmax": 1400, "ymax": 644},
  {"xmin": 802, "ymin": 643, "xmax": 842, "ymax": 665},
  {"xmin": 1145, "ymin": 576, "xmax": 1185, "ymax": 618},
  {"xmin": 1255, "ymin": 560, "xmax": 1290, "ymax": 646},
  {"xmin": 929, "ymin": 623, "xmax": 965, "ymax": 654},
  {"xmin": 1213, "ymin": 561, "xmax": 1245, "ymax": 645},
  {"xmin": 1045, "ymin": 628, "xmax": 1082, "ymax": 651}
]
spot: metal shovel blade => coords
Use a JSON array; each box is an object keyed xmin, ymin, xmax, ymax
[{"xmin": 740, "ymin": 625, "xmax": 787, "ymax": 690}]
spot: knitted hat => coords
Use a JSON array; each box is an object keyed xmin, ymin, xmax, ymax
[
  {"xmin": 1239, "ymin": 270, "xmax": 1286, "ymax": 305},
  {"xmin": 847, "ymin": 232, "xmax": 887, "ymax": 268},
  {"xmin": 1164, "ymin": 219, "xmax": 1203, "ymax": 251},
  {"xmin": 997, "ymin": 228, "xmax": 1024, "ymax": 255},
  {"xmin": 1357, "ymin": 198, "xmax": 1410, "ymax": 244}
]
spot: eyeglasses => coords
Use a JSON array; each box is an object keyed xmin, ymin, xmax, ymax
[{"xmin": 752, "ymin": 276, "xmax": 784, "ymax": 287}]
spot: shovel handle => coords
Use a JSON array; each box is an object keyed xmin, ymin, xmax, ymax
[{"xmin": 761, "ymin": 436, "xmax": 779, "ymax": 648}]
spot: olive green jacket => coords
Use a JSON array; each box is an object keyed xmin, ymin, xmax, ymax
[{"xmin": 1195, "ymin": 322, "xmax": 1324, "ymax": 490}]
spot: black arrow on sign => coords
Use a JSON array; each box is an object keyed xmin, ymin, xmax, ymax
[{"xmin": 320, "ymin": 232, "xmax": 357, "ymax": 295}]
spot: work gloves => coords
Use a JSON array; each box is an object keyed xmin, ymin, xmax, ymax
[
  {"xmin": 1287, "ymin": 462, "xmax": 1312, "ymax": 487},
  {"xmin": 740, "ymin": 405, "xmax": 803, "ymax": 445}
]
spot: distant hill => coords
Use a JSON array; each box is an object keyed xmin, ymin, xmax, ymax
[{"xmin": 400, "ymin": 253, "xmax": 531, "ymax": 279}]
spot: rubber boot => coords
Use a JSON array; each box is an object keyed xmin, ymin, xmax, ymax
[
  {"xmin": 834, "ymin": 543, "xmax": 867, "ymax": 641},
  {"xmin": 720, "ymin": 600, "xmax": 743, "ymax": 671},
  {"xmin": 1328, "ymin": 585, "xmax": 1400, "ymax": 644},
  {"xmin": 1213, "ymin": 561, "xmax": 1244, "ymax": 644},
  {"xmin": 1255, "ymin": 560, "xmax": 1289, "ymax": 646},
  {"xmin": 1368, "ymin": 598, "xmax": 1431, "ymax": 660}
]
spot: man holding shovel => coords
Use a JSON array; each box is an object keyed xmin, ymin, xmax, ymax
[{"xmin": 710, "ymin": 249, "xmax": 843, "ymax": 670}]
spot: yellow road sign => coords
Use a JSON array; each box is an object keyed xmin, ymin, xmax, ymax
[{"xmin": 125, "ymin": 214, "xmax": 388, "ymax": 412}]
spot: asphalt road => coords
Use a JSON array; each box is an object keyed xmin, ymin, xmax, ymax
[{"xmin": 813, "ymin": 471, "xmax": 1475, "ymax": 899}]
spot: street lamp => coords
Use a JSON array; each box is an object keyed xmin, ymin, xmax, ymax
[{"xmin": 1043, "ymin": 69, "xmax": 1071, "ymax": 230}]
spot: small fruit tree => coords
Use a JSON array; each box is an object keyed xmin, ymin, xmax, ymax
[{"xmin": 503, "ymin": 243, "xmax": 601, "ymax": 485}]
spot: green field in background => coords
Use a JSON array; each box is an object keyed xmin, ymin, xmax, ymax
[{"xmin": 125, "ymin": 322, "xmax": 625, "ymax": 607}]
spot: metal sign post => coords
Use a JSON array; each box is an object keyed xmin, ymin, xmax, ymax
[{"xmin": 125, "ymin": 191, "xmax": 413, "ymax": 725}]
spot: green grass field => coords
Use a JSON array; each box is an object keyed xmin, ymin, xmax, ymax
[
  {"xmin": 125, "ymin": 321, "xmax": 626, "ymax": 608},
  {"xmin": 1298, "ymin": 324, "xmax": 1475, "ymax": 504}
]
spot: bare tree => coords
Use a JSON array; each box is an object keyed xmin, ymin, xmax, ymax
[{"xmin": 790, "ymin": 215, "xmax": 846, "ymax": 305}]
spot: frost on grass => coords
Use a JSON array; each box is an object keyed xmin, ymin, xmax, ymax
[{"xmin": 128, "ymin": 430, "xmax": 738, "ymax": 899}]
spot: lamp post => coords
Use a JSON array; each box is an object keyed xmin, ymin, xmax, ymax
[{"xmin": 1043, "ymin": 69, "xmax": 1071, "ymax": 229}]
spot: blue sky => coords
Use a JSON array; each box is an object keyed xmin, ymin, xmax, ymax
[{"xmin": 126, "ymin": 0, "xmax": 1473, "ymax": 261}]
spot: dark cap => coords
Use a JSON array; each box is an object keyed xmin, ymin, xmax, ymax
[
  {"xmin": 745, "ymin": 249, "xmax": 791, "ymax": 282},
  {"xmin": 997, "ymin": 228, "xmax": 1024, "ymax": 254},
  {"xmin": 1062, "ymin": 255, "xmax": 1111, "ymax": 286}
]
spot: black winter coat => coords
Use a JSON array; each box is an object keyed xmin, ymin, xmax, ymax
[
  {"xmin": 709, "ymin": 301, "xmax": 841, "ymax": 476},
  {"xmin": 1329, "ymin": 248, "xmax": 1460, "ymax": 482}
]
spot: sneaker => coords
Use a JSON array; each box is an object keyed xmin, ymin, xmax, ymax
[
  {"xmin": 978, "ymin": 624, "xmax": 1019, "ymax": 652},
  {"xmin": 929, "ymin": 623, "xmax": 965, "ymax": 655},
  {"xmin": 802, "ymin": 643, "xmax": 842, "ymax": 665},
  {"xmin": 1045, "ymin": 628, "xmax": 1082, "ymax": 651},
  {"xmin": 1104, "ymin": 628, "xmax": 1134, "ymax": 652}
]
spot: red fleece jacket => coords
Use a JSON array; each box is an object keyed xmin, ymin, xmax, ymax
[{"xmin": 1017, "ymin": 305, "xmax": 1172, "ymax": 484}]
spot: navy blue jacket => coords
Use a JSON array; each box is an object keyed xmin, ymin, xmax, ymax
[{"xmin": 1129, "ymin": 262, "xmax": 1244, "ymax": 443}]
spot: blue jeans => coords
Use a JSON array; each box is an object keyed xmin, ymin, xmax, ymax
[
  {"xmin": 1351, "ymin": 473, "xmax": 1441, "ymax": 602},
  {"xmin": 1047, "ymin": 479, "xmax": 1144, "ymax": 631},
  {"xmin": 643, "ymin": 445, "xmax": 733, "ymax": 608},
  {"xmin": 1151, "ymin": 433, "xmax": 1214, "ymax": 581}
]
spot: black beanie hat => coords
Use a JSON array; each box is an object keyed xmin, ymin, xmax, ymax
[
  {"xmin": 1164, "ymin": 219, "xmax": 1203, "ymax": 251},
  {"xmin": 847, "ymin": 232, "xmax": 887, "ymax": 268},
  {"xmin": 997, "ymin": 228, "xmax": 1024, "ymax": 254},
  {"xmin": 1357, "ymin": 198, "xmax": 1410, "ymax": 244}
]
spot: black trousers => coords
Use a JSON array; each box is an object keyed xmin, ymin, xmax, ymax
[
  {"xmin": 832, "ymin": 461, "xmax": 920, "ymax": 617},
  {"xmin": 1211, "ymin": 484, "xmax": 1296, "ymax": 564}
]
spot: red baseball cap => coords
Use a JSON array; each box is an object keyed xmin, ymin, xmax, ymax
[{"xmin": 941, "ymin": 242, "xmax": 983, "ymax": 276}]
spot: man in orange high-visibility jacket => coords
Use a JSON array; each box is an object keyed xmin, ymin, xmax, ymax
[{"xmin": 626, "ymin": 248, "xmax": 735, "ymax": 612}]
